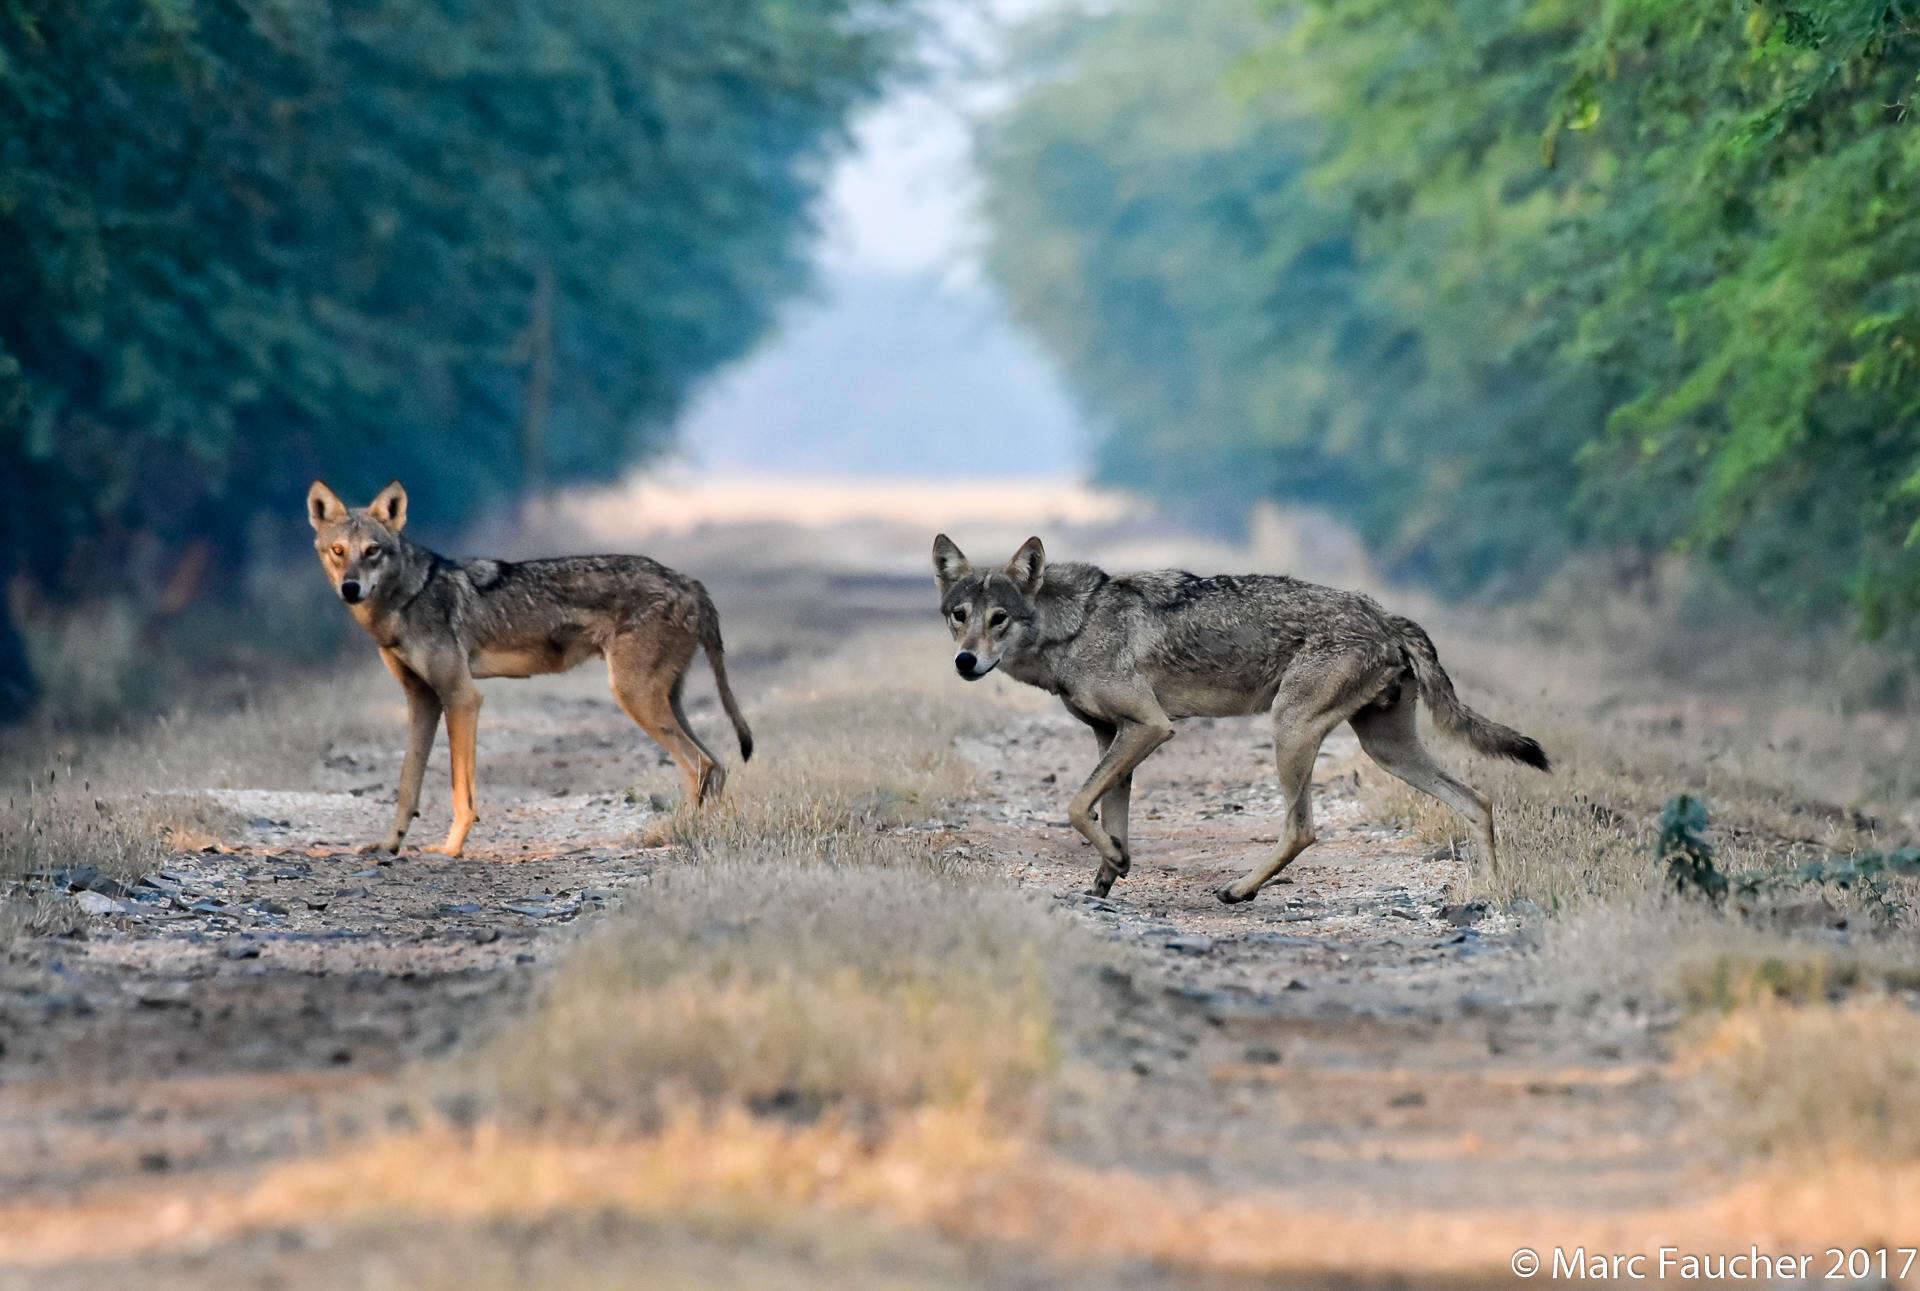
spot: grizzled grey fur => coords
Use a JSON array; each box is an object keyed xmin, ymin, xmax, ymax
[
  {"xmin": 932, "ymin": 534, "xmax": 1547, "ymax": 904},
  {"xmin": 309, "ymin": 479, "xmax": 752, "ymax": 857}
]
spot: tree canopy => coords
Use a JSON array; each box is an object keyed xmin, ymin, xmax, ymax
[
  {"xmin": 982, "ymin": 0, "xmax": 1920, "ymax": 644},
  {"xmin": 0, "ymin": 0, "xmax": 913, "ymax": 716}
]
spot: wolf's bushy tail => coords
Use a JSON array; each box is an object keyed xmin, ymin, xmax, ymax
[
  {"xmin": 694, "ymin": 585, "xmax": 754, "ymax": 761},
  {"xmin": 1389, "ymin": 614, "xmax": 1549, "ymax": 771}
]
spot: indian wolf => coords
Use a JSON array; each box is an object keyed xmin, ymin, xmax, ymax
[
  {"xmin": 307, "ymin": 480, "xmax": 752, "ymax": 857},
  {"xmin": 932, "ymin": 535, "xmax": 1548, "ymax": 904}
]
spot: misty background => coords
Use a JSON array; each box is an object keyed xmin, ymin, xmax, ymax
[{"xmin": 675, "ymin": 3, "xmax": 1085, "ymax": 480}]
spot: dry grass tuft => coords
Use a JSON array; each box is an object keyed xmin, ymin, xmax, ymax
[
  {"xmin": 469, "ymin": 626, "xmax": 1084, "ymax": 1131},
  {"xmin": 0, "ymin": 782, "xmax": 245, "ymax": 942},
  {"xmin": 479, "ymin": 861, "xmax": 1065, "ymax": 1126},
  {"xmin": 0, "ymin": 787, "xmax": 165, "ymax": 886},
  {"xmin": 1358, "ymin": 740, "xmax": 1656, "ymax": 911},
  {"xmin": 637, "ymin": 628, "xmax": 1022, "ymax": 861},
  {"xmin": 1360, "ymin": 686, "xmax": 1904, "ymax": 916},
  {"xmin": 1692, "ymin": 997, "xmax": 1920, "ymax": 1164},
  {"xmin": 1669, "ymin": 933, "xmax": 1920, "ymax": 1013},
  {"xmin": 0, "ymin": 889, "xmax": 87, "ymax": 943},
  {"xmin": 0, "ymin": 788, "xmax": 160, "ymax": 944},
  {"xmin": 1539, "ymin": 895, "xmax": 1920, "ymax": 1022},
  {"xmin": 0, "ymin": 661, "xmax": 383, "ymax": 938},
  {"xmin": 3, "ymin": 666, "xmax": 378, "ymax": 805},
  {"xmin": 660, "ymin": 690, "xmax": 981, "ymax": 869},
  {"xmin": 139, "ymin": 792, "xmax": 246, "ymax": 852}
]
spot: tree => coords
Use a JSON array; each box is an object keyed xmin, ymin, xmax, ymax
[
  {"xmin": 983, "ymin": 0, "xmax": 1920, "ymax": 648},
  {"xmin": 0, "ymin": 0, "xmax": 916, "ymax": 714}
]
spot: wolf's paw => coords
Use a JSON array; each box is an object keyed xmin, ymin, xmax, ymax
[
  {"xmin": 1215, "ymin": 883, "xmax": 1254, "ymax": 905},
  {"xmin": 359, "ymin": 839, "xmax": 401, "ymax": 856}
]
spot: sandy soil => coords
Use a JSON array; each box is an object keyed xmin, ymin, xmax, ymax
[
  {"xmin": 0, "ymin": 665, "xmax": 732, "ymax": 1193},
  {"xmin": 19, "ymin": 501, "xmax": 1865, "ymax": 1286},
  {"xmin": 1, "ymin": 557, "xmax": 1683, "ymax": 1236},
  {"xmin": 959, "ymin": 709, "xmax": 1681, "ymax": 1215}
]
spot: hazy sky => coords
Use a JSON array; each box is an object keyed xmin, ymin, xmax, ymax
[
  {"xmin": 674, "ymin": 0, "xmax": 1090, "ymax": 479},
  {"xmin": 816, "ymin": 1, "xmax": 1027, "ymax": 285},
  {"xmin": 818, "ymin": 86, "xmax": 983, "ymax": 286}
]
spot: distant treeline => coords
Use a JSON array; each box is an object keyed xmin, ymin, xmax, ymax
[
  {"xmin": 0, "ymin": 0, "xmax": 912, "ymax": 718},
  {"xmin": 984, "ymin": 0, "xmax": 1920, "ymax": 643}
]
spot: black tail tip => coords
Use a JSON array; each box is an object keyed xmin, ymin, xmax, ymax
[
  {"xmin": 738, "ymin": 735, "xmax": 754, "ymax": 762},
  {"xmin": 1512, "ymin": 737, "xmax": 1551, "ymax": 773}
]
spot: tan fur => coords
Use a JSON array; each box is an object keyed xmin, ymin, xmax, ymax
[
  {"xmin": 932, "ymin": 534, "xmax": 1548, "ymax": 904},
  {"xmin": 309, "ymin": 480, "xmax": 752, "ymax": 857}
]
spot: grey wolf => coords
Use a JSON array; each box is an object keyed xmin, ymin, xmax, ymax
[
  {"xmin": 932, "ymin": 534, "xmax": 1548, "ymax": 903},
  {"xmin": 308, "ymin": 480, "xmax": 752, "ymax": 857}
]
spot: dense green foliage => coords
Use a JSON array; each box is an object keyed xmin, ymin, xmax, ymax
[
  {"xmin": 0, "ymin": 0, "xmax": 911, "ymax": 716},
  {"xmin": 983, "ymin": 0, "xmax": 1920, "ymax": 639}
]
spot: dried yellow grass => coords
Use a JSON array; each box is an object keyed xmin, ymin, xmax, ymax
[
  {"xmin": 465, "ymin": 625, "xmax": 1077, "ymax": 1128},
  {"xmin": 478, "ymin": 862, "xmax": 1065, "ymax": 1125},
  {"xmin": 1689, "ymin": 996, "xmax": 1920, "ymax": 1164},
  {"xmin": 6, "ymin": 1100, "xmax": 1920, "ymax": 1279}
]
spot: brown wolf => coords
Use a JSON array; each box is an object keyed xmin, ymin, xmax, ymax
[
  {"xmin": 308, "ymin": 480, "xmax": 752, "ymax": 857},
  {"xmin": 932, "ymin": 535, "xmax": 1548, "ymax": 903}
]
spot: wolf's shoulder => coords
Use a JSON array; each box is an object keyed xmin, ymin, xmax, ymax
[
  {"xmin": 1039, "ymin": 560, "xmax": 1111, "ymax": 596},
  {"xmin": 453, "ymin": 557, "xmax": 510, "ymax": 591}
]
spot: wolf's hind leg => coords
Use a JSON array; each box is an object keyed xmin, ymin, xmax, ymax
[
  {"xmin": 1216, "ymin": 724, "xmax": 1325, "ymax": 904},
  {"xmin": 1218, "ymin": 655, "xmax": 1376, "ymax": 904},
  {"xmin": 1349, "ymin": 684, "xmax": 1495, "ymax": 864},
  {"xmin": 670, "ymin": 675, "xmax": 728, "ymax": 801},
  {"xmin": 608, "ymin": 630, "xmax": 718, "ymax": 806}
]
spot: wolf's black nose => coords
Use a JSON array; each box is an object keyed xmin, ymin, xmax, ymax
[
  {"xmin": 954, "ymin": 651, "xmax": 976, "ymax": 677},
  {"xmin": 340, "ymin": 580, "xmax": 362, "ymax": 603}
]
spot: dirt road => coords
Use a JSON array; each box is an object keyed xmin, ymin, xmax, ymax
[
  {"xmin": 0, "ymin": 537, "xmax": 1703, "ymax": 1291},
  {"xmin": 965, "ymin": 707, "xmax": 1681, "ymax": 1215},
  {"xmin": 0, "ymin": 672, "xmax": 693, "ymax": 1194}
]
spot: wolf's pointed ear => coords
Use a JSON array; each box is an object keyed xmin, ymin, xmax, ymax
[
  {"xmin": 932, "ymin": 533, "xmax": 972, "ymax": 596},
  {"xmin": 1004, "ymin": 536, "xmax": 1046, "ymax": 596},
  {"xmin": 367, "ymin": 479, "xmax": 408, "ymax": 531},
  {"xmin": 308, "ymin": 480, "xmax": 347, "ymax": 530}
]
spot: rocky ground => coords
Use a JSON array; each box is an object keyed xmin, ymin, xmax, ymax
[
  {"xmin": 960, "ymin": 710, "xmax": 1681, "ymax": 1214},
  {"xmin": 0, "ymin": 550, "xmax": 1719, "ymax": 1284},
  {"xmin": 0, "ymin": 680, "xmax": 706, "ymax": 1196}
]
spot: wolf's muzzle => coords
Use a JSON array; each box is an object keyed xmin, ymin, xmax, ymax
[
  {"xmin": 340, "ymin": 580, "xmax": 363, "ymax": 604},
  {"xmin": 954, "ymin": 652, "xmax": 997, "ymax": 681}
]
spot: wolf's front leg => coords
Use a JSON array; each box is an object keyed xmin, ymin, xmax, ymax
[
  {"xmin": 1099, "ymin": 772, "xmax": 1133, "ymax": 852},
  {"xmin": 424, "ymin": 685, "xmax": 482, "ymax": 856},
  {"xmin": 1067, "ymin": 717, "xmax": 1172, "ymax": 896},
  {"xmin": 365, "ymin": 651, "xmax": 441, "ymax": 853},
  {"xmin": 1077, "ymin": 717, "xmax": 1134, "ymax": 856}
]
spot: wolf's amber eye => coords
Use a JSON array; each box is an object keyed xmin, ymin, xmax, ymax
[
  {"xmin": 331, "ymin": 544, "xmax": 346, "ymax": 558},
  {"xmin": 988, "ymin": 609, "xmax": 1007, "ymax": 629}
]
